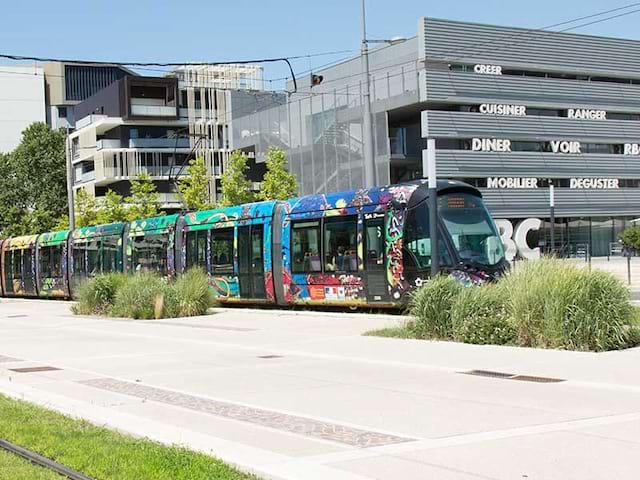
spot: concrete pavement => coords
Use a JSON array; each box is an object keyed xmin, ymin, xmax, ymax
[{"xmin": 1, "ymin": 299, "xmax": 640, "ymax": 479}]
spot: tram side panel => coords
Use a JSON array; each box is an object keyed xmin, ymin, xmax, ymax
[
  {"xmin": 1, "ymin": 235, "xmax": 39, "ymax": 297},
  {"xmin": 68, "ymin": 223, "xmax": 128, "ymax": 296},
  {"xmin": 36, "ymin": 230, "xmax": 71, "ymax": 298},
  {"xmin": 178, "ymin": 202, "xmax": 279, "ymax": 305},
  {"xmin": 126, "ymin": 214, "xmax": 180, "ymax": 276}
]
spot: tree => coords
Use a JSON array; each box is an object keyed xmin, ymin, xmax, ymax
[
  {"xmin": 75, "ymin": 189, "xmax": 99, "ymax": 228},
  {"xmin": 178, "ymin": 157, "xmax": 212, "ymax": 211},
  {"xmin": 0, "ymin": 123, "xmax": 67, "ymax": 236},
  {"xmin": 96, "ymin": 190, "xmax": 128, "ymax": 225},
  {"xmin": 620, "ymin": 226, "xmax": 640, "ymax": 252},
  {"xmin": 218, "ymin": 150, "xmax": 255, "ymax": 207},
  {"xmin": 258, "ymin": 147, "xmax": 298, "ymax": 201},
  {"xmin": 125, "ymin": 172, "xmax": 160, "ymax": 221}
]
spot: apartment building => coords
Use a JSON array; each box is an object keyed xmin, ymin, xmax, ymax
[
  {"xmin": 0, "ymin": 61, "xmax": 130, "ymax": 152},
  {"xmin": 69, "ymin": 65, "xmax": 267, "ymax": 210}
]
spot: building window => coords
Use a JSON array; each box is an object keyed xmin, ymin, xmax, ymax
[{"xmin": 58, "ymin": 106, "xmax": 68, "ymax": 118}]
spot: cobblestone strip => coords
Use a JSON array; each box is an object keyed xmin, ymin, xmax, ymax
[
  {"xmin": 0, "ymin": 355, "xmax": 20, "ymax": 363},
  {"xmin": 79, "ymin": 378, "xmax": 414, "ymax": 448}
]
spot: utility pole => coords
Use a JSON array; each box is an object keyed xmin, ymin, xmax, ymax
[
  {"xmin": 361, "ymin": 0, "xmax": 376, "ymax": 188},
  {"xmin": 424, "ymin": 139, "xmax": 439, "ymax": 277},
  {"xmin": 549, "ymin": 182, "xmax": 555, "ymax": 256},
  {"xmin": 65, "ymin": 126, "xmax": 75, "ymax": 230}
]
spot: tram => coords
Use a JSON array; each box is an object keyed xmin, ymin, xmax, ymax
[{"xmin": 0, "ymin": 180, "xmax": 507, "ymax": 308}]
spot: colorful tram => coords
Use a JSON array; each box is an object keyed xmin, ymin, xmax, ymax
[{"xmin": 0, "ymin": 181, "xmax": 507, "ymax": 308}]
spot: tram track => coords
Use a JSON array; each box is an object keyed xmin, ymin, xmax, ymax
[{"xmin": 0, "ymin": 438, "xmax": 93, "ymax": 480}]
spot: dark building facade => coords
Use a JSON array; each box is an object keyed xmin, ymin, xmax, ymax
[{"xmin": 233, "ymin": 17, "xmax": 640, "ymax": 257}]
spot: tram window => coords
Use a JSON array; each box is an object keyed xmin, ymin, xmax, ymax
[
  {"xmin": 212, "ymin": 228, "xmax": 234, "ymax": 275},
  {"xmin": 102, "ymin": 236, "xmax": 119, "ymax": 272},
  {"xmin": 404, "ymin": 203, "xmax": 452, "ymax": 270},
  {"xmin": 292, "ymin": 221, "xmax": 321, "ymax": 273},
  {"xmin": 324, "ymin": 217, "xmax": 358, "ymax": 272},
  {"xmin": 87, "ymin": 240, "xmax": 100, "ymax": 276},
  {"xmin": 40, "ymin": 246, "xmax": 63, "ymax": 279},
  {"xmin": 365, "ymin": 221, "xmax": 385, "ymax": 267},
  {"xmin": 186, "ymin": 230, "xmax": 208, "ymax": 270},
  {"xmin": 12, "ymin": 251, "xmax": 22, "ymax": 279},
  {"xmin": 73, "ymin": 243, "xmax": 87, "ymax": 279},
  {"xmin": 131, "ymin": 233, "xmax": 168, "ymax": 275}
]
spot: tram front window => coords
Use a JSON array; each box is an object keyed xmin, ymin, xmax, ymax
[{"xmin": 438, "ymin": 193, "xmax": 505, "ymax": 267}]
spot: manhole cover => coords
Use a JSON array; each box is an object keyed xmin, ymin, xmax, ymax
[{"xmin": 9, "ymin": 366, "xmax": 61, "ymax": 373}]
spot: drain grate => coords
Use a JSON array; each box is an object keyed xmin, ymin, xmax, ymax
[
  {"xmin": 463, "ymin": 369, "xmax": 515, "ymax": 379},
  {"xmin": 257, "ymin": 355, "xmax": 284, "ymax": 359},
  {"xmin": 511, "ymin": 375, "xmax": 565, "ymax": 383},
  {"xmin": 461, "ymin": 369, "xmax": 565, "ymax": 383},
  {"xmin": 4, "ymin": 314, "xmax": 26, "ymax": 318},
  {"xmin": 9, "ymin": 366, "xmax": 61, "ymax": 373}
]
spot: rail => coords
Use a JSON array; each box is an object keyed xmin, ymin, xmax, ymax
[{"xmin": 0, "ymin": 438, "xmax": 94, "ymax": 480}]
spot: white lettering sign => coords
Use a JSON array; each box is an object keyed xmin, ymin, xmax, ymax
[
  {"xmin": 624, "ymin": 143, "xmax": 640, "ymax": 155},
  {"xmin": 550, "ymin": 140, "xmax": 581, "ymax": 154},
  {"xmin": 487, "ymin": 177, "xmax": 538, "ymax": 189},
  {"xmin": 479, "ymin": 104, "xmax": 527, "ymax": 116},
  {"xmin": 473, "ymin": 64, "xmax": 502, "ymax": 75},
  {"xmin": 570, "ymin": 178, "xmax": 619, "ymax": 189},
  {"xmin": 471, "ymin": 138, "xmax": 512, "ymax": 152},
  {"xmin": 514, "ymin": 218, "xmax": 542, "ymax": 260},
  {"xmin": 495, "ymin": 219, "xmax": 517, "ymax": 262},
  {"xmin": 497, "ymin": 218, "xmax": 542, "ymax": 261},
  {"xmin": 567, "ymin": 108, "xmax": 607, "ymax": 120}
]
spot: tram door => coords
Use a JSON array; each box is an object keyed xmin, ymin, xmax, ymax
[
  {"xmin": 238, "ymin": 225, "xmax": 266, "ymax": 299},
  {"xmin": 364, "ymin": 215, "xmax": 388, "ymax": 302}
]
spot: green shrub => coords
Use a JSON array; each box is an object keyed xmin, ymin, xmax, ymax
[
  {"xmin": 166, "ymin": 267, "xmax": 215, "ymax": 317},
  {"xmin": 619, "ymin": 225, "xmax": 640, "ymax": 251},
  {"xmin": 72, "ymin": 273, "xmax": 128, "ymax": 315},
  {"xmin": 110, "ymin": 273, "xmax": 169, "ymax": 319},
  {"xmin": 451, "ymin": 285, "xmax": 517, "ymax": 345},
  {"xmin": 407, "ymin": 275, "xmax": 463, "ymax": 339},
  {"xmin": 505, "ymin": 258, "xmax": 637, "ymax": 351}
]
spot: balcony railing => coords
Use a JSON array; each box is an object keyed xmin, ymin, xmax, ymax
[
  {"xmin": 74, "ymin": 170, "xmax": 96, "ymax": 185},
  {"xmin": 129, "ymin": 138, "xmax": 190, "ymax": 148},
  {"xmin": 130, "ymin": 105, "xmax": 177, "ymax": 117},
  {"xmin": 96, "ymin": 139, "xmax": 122, "ymax": 150}
]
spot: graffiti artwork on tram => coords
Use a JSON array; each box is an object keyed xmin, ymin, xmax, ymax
[{"xmin": 386, "ymin": 208, "xmax": 407, "ymax": 300}]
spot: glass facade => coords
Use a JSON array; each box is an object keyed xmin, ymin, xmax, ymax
[{"xmin": 512, "ymin": 216, "xmax": 637, "ymax": 257}]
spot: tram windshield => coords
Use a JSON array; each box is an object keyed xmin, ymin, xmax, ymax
[{"xmin": 438, "ymin": 192, "xmax": 505, "ymax": 267}]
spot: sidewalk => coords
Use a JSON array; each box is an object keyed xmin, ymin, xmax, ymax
[{"xmin": 1, "ymin": 299, "xmax": 640, "ymax": 479}]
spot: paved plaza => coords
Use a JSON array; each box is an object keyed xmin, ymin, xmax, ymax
[{"xmin": 1, "ymin": 299, "xmax": 640, "ymax": 479}]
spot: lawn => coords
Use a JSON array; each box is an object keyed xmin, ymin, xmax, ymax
[
  {"xmin": 0, "ymin": 394, "xmax": 257, "ymax": 480},
  {"xmin": 0, "ymin": 449, "xmax": 62, "ymax": 480}
]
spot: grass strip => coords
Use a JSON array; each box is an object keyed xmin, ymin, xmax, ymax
[
  {"xmin": 0, "ymin": 394, "xmax": 257, "ymax": 480},
  {"xmin": 0, "ymin": 448, "xmax": 62, "ymax": 480}
]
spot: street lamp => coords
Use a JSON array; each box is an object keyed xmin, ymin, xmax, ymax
[
  {"xmin": 66, "ymin": 125, "xmax": 75, "ymax": 231},
  {"xmin": 360, "ymin": 0, "xmax": 406, "ymax": 189}
]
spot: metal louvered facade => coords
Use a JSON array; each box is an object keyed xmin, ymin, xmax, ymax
[{"xmin": 417, "ymin": 17, "xmax": 640, "ymax": 256}]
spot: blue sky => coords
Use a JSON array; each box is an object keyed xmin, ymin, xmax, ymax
[{"xmin": 2, "ymin": 0, "xmax": 640, "ymax": 87}]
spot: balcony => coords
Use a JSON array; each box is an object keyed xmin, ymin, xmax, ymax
[
  {"xmin": 130, "ymin": 105, "xmax": 178, "ymax": 117},
  {"xmin": 128, "ymin": 138, "xmax": 190, "ymax": 148},
  {"xmin": 96, "ymin": 139, "xmax": 122, "ymax": 150},
  {"xmin": 74, "ymin": 170, "xmax": 96, "ymax": 185}
]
